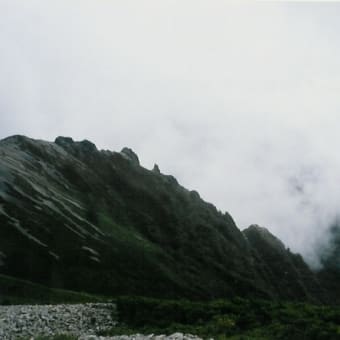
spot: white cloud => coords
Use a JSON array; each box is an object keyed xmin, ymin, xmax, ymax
[{"xmin": 1, "ymin": 1, "xmax": 340, "ymax": 266}]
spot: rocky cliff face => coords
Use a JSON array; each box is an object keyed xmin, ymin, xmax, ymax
[{"xmin": 0, "ymin": 135, "xmax": 326, "ymax": 301}]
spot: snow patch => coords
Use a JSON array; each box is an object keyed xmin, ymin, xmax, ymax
[
  {"xmin": 0, "ymin": 204, "xmax": 7, "ymax": 216},
  {"xmin": 48, "ymin": 251, "xmax": 60, "ymax": 260},
  {"xmin": 89, "ymin": 256, "xmax": 101, "ymax": 263},
  {"xmin": 11, "ymin": 184, "xmax": 41, "ymax": 204},
  {"xmin": 82, "ymin": 246, "xmax": 99, "ymax": 256},
  {"xmin": 9, "ymin": 219, "xmax": 47, "ymax": 248},
  {"xmin": 64, "ymin": 224, "xmax": 87, "ymax": 239},
  {"xmin": 55, "ymin": 199, "xmax": 104, "ymax": 237},
  {"xmin": 40, "ymin": 199, "xmax": 97, "ymax": 239},
  {"xmin": 0, "ymin": 204, "xmax": 47, "ymax": 247},
  {"xmin": 61, "ymin": 196, "xmax": 85, "ymax": 210},
  {"xmin": 0, "ymin": 251, "xmax": 6, "ymax": 266}
]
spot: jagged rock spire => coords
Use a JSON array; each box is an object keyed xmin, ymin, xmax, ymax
[
  {"xmin": 152, "ymin": 164, "xmax": 161, "ymax": 174},
  {"xmin": 120, "ymin": 147, "xmax": 139, "ymax": 165}
]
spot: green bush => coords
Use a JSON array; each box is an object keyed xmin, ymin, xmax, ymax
[{"xmin": 110, "ymin": 296, "xmax": 340, "ymax": 339}]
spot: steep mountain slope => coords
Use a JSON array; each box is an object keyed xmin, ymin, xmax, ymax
[
  {"xmin": 243, "ymin": 225, "xmax": 326, "ymax": 302},
  {"xmin": 0, "ymin": 135, "xmax": 325, "ymax": 301},
  {"xmin": 318, "ymin": 224, "xmax": 340, "ymax": 302}
]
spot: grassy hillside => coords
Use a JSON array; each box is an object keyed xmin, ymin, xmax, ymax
[{"xmin": 0, "ymin": 274, "xmax": 104, "ymax": 305}]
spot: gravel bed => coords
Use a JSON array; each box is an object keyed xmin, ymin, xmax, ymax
[
  {"xmin": 79, "ymin": 334, "xmax": 203, "ymax": 340},
  {"xmin": 0, "ymin": 303, "xmax": 117, "ymax": 339}
]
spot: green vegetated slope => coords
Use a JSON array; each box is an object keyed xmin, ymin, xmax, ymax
[
  {"xmin": 101, "ymin": 296, "xmax": 340, "ymax": 340},
  {"xmin": 0, "ymin": 135, "xmax": 327, "ymax": 301},
  {"xmin": 0, "ymin": 274, "xmax": 103, "ymax": 305},
  {"xmin": 243, "ymin": 225, "xmax": 326, "ymax": 302},
  {"xmin": 318, "ymin": 224, "xmax": 340, "ymax": 302}
]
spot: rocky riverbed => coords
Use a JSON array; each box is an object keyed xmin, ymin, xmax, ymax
[
  {"xmin": 79, "ymin": 334, "xmax": 203, "ymax": 340},
  {"xmin": 0, "ymin": 303, "xmax": 204, "ymax": 340},
  {"xmin": 0, "ymin": 303, "xmax": 117, "ymax": 339}
]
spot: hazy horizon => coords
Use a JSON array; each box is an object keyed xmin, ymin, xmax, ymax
[{"xmin": 1, "ymin": 1, "xmax": 340, "ymax": 267}]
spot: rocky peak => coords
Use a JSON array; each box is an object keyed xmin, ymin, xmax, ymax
[
  {"xmin": 55, "ymin": 136, "xmax": 74, "ymax": 147},
  {"xmin": 120, "ymin": 147, "xmax": 139, "ymax": 165},
  {"xmin": 190, "ymin": 190, "xmax": 200, "ymax": 200},
  {"xmin": 152, "ymin": 164, "xmax": 161, "ymax": 174},
  {"xmin": 244, "ymin": 224, "xmax": 286, "ymax": 253},
  {"xmin": 55, "ymin": 137, "xmax": 97, "ymax": 153},
  {"xmin": 0, "ymin": 135, "xmax": 30, "ymax": 145},
  {"xmin": 78, "ymin": 139, "xmax": 97, "ymax": 153}
]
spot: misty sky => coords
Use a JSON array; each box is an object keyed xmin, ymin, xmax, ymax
[{"xmin": 1, "ymin": 1, "xmax": 340, "ymax": 266}]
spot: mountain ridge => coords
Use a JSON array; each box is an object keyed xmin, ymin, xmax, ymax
[{"xmin": 0, "ymin": 135, "xmax": 328, "ymax": 302}]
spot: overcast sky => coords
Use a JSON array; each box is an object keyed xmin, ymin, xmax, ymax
[{"xmin": 1, "ymin": 1, "xmax": 340, "ymax": 266}]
